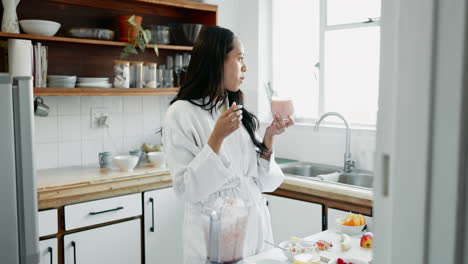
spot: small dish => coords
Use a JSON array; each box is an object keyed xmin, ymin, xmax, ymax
[
  {"xmin": 278, "ymin": 240, "xmax": 317, "ymax": 262},
  {"xmin": 69, "ymin": 28, "xmax": 115, "ymax": 40},
  {"xmin": 113, "ymin": 155, "xmax": 138, "ymax": 172}
]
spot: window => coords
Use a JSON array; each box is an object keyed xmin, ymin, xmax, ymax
[{"xmin": 271, "ymin": 0, "xmax": 381, "ymax": 126}]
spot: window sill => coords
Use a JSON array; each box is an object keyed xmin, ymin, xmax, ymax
[{"xmin": 259, "ymin": 119, "xmax": 377, "ymax": 132}]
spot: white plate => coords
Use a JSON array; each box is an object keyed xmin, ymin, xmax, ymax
[
  {"xmin": 328, "ymin": 257, "xmax": 368, "ymax": 264},
  {"xmin": 76, "ymin": 83, "xmax": 112, "ymax": 88},
  {"xmin": 77, "ymin": 77, "xmax": 109, "ymax": 82},
  {"xmin": 254, "ymin": 260, "xmax": 288, "ymax": 264}
]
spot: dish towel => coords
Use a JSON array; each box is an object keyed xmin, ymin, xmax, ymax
[{"xmin": 316, "ymin": 172, "xmax": 340, "ymax": 182}]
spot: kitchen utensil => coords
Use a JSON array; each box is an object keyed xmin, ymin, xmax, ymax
[
  {"xmin": 169, "ymin": 23, "xmax": 203, "ymax": 45},
  {"xmin": 34, "ymin": 97, "xmax": 49, "ymax": 117},
  {"xmin": 263, "ymin": 240, "xmax": 288, "ymax": 251},
  {"xmin": 277, "ymin": 240, "xmax": 317, "ymax": 262},
  {"xmin": 113, "ymin": 155, "xmax": 138, "ymax": 172},
  {"xmin": 99, "ymin": 152, "xmax": 112, "ymax": 169},
  {"xmin": 19, "ymin": 19, "xmax": 60, "ymax": 36},
  {"xmin": 8, "ymin": 39, "xmax": 33, "ymax": 77},
  {"xmin": 147, "ymin": 151, "xmax": 166, "ymax": 168}
]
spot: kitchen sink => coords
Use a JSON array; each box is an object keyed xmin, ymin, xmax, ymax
[
  {"xmin": 337, "ymin": 172, "xmax": 373, "ymax": 188},
  {"xmin": 279, "ymin": 161, "xmax": 373, "ymax": 189},
  {"xmin": 280, "ymin": 162, "xmax": 340, "ymax": 177}
]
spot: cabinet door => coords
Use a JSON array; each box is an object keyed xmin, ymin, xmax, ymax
[
  {"xmin": 39, "ymin": 238, "xmax": 57, "ymax": 264},
  {"xmin": 144, "ymin": 188, "xmax": 184, "ymax": 264},
  {"xmin": 63, "ymin": 219, "xmax": 141, "ymax": 264},
  {"xmin": 264, "ymin": 194, "xmax": 322, "ymax": 244},
  {"xmin": 327, "ymin": 208, "xmax": 373, "ymax": 232}
]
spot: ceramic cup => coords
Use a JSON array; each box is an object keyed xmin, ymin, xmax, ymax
[
  {"xmin": 99, "ymin": 152, "xmax": 112, "ymax": 168},
  {"xmin": 34, "ymin": 97, "xmax": 49, "ymax": 117}
]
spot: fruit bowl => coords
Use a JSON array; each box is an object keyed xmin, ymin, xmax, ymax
[
  {"xmin": 278, "ymin": 240, "xmax": 317, "ymax": 262},
  {"xmin": 19, "ymin": 20, "xmax": 61, "ymax": 36},
  {"xmin": 336, "ymin": 222, "xmax": 366, "ymax": 235},
  {"xmin": 147, "ymin": 151, "xmax": 166, "ymax": 168},
  {"xmin": 335, "ymin": 213, "xmax": 366, "ymax": 235}
]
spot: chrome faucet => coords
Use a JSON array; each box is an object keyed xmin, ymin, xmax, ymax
[{"xmin": 314, "ymin": 112, "xmax": 355, "ymax": 173}]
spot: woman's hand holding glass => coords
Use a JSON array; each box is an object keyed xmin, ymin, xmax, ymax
[
  {"xmin": 208, "ymin": 102, "xmax": 243, "ymax": 153},
  {"xmin": 265, "ymin": 114, "xmax": 294, "ymax": 137}
]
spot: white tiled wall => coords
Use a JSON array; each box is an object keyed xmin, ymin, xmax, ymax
[{"xmin": 34, "ymin": 95, "xmax": 172, "ymax": 170}]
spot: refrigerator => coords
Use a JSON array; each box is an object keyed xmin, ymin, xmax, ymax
[{"xmin": 0, "ymin": 75, "xmax": 40, "ymax": 263}]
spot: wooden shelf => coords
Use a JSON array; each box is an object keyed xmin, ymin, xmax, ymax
[
  {"xmin": 0, "ymin": 32, "xmax": 193, "ymax": 51},
  {"xmin": 34, "ymin": 87, "xmax": 180, "ymax": 96}
]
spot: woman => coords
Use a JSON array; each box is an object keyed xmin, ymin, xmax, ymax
[{"xmin": 163, "ymin": 26, "xmax": 294, "ymax": 263}]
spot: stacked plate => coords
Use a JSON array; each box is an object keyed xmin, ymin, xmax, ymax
[
  {"xmin": 47, "ymin": 75, "xmax": 77, "ymax": 88},
  {"xmin": 76, "ymin": 77, "xmax": 112, "ymax": 88}
]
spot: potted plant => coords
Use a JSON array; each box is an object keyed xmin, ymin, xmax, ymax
[{"xmin": 119, "ymin": 15, "xmax": 159, "ymax": 59}]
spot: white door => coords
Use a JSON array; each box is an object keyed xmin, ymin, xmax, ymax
[
  {"xmin": 327, "ymin": 208, "xmax": 373, "ymax": 232},
  {"xmin": 144, "ymin": 187, "xmax": 184, "ymax": 264},
  {"xmin": 39, "ymin": 238, "xmax": 57, "ymax": 264},
  {"xmin": 63, "ymin": 219, "xmax": 141, "ymax": 264},
  {"xmin": 264, "ymin": 194, "xmax": 322, "ymax": 244},
  {"xmin": 374, "ymin": 0, "xmax": 468, "ymax": 263}
]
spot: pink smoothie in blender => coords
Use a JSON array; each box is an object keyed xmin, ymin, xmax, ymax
[{"xmin": 271, "ymin": 97, "xmax": 294, "ymax": 122}]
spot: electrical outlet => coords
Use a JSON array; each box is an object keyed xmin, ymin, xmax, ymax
[{"xmin": 90, "ymin": 107, "xmax": 110, "ymax": 128}]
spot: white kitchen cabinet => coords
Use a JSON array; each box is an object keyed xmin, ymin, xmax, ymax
[
  {"xmin": 38, "ymin": 209, "xmax": 58, "ymax": 237},
  {"xmin": 144, "ymin": 187, "xmax": 184, "ymax": 264},
  {"xmin": 327, "ymin": 208, "xmax": 373, "ymax": 232},
  {"xmin": 264, "ymin": 194, "xmax": 322, "ymax": 244},
  {"xmin": 39, "ymin": 238, "xmax": 57, "ymax": 264},
  {"xmin": 63, "ymin": 219, "xmax": 141, "ymax": 264}
]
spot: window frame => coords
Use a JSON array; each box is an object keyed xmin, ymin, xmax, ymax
[{"xmin": 292, "ymin": 0, "xmax": 381, "ymax": 128}]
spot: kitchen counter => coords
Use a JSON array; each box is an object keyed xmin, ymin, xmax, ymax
[
  {"xmin": 37, "ymin": 166, "xmax": 373, "ymax": 212},
  {"xmin": 273, "ymin": 175, "xmax": 373, "ymax": 215},
  {"xmin": 244, "ymin": 229, "xmax": 373, "ymax": 263},
  {"xmin": 37, "ymin": 165, "xmax": 171, "ymax": 209}
]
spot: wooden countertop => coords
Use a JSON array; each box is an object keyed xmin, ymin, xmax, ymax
[
  {"xmin": 36, "ymin": 167, "xmax": 373, "ymax": 212},
  {"xmin": 37, "ymin": 165, "xmax": 172, "ymax": 210}
]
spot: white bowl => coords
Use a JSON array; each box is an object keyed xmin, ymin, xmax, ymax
[
  {"xmin": 147, "ymin": 151, "xmax": 166, "ymax": 168},
  {"xmin": 19, "ymin": 20, "xmax": 61, "ymax": 36},
  {"xmin": 329, "ymin": 257, "xmax": 368, "ymax": 264},
  {"xmin": 278, "ymin": 240, "xmax": 317, "ymax": 262},
  {"xmin": 113, "ymin": 155, "xmax": 138, "ymax": 172},
  {"xmin": 335, "ymin": 219, "xmax": 366, "ymax": 235}
]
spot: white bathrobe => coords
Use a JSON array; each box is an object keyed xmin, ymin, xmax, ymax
[{"xmin": 163, "ymin": 99, "xmax": 285, "ymax": 264}]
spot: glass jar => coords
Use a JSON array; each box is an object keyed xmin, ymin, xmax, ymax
[
  {"xmin": 143, "ymin": 62, "xmax": 157, "ymax": 88},
  {"xmin": 113, "ymin": 60, "xmax": 130, "ymax": 88},
  {"xmin": 150, "ymin": 25, "xmax": 170, "ymax": 44},
  {"xmin": 130, "ymin": 61, "xmax": 143, "ymax": 88}
]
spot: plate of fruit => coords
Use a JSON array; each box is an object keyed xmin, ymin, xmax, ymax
[
  {"xmin": 328, "ymin": 257, "xmax": 368, "ymax": 264},
  {"xmin": 336, "ymin": 212, "xmax": 366, "ymax": 235}
]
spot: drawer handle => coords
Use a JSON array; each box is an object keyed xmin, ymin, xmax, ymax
[
  {"xmin": 71, "ymin": 241, "xmax": 76, "ymax": 264},
  {"xmin": 48, "ymin": 246, "xmax": 53, "ymax": 264},
  {"xmin": 89, "ymin": 206, "xmax": 124, "ymax": 215},
  {"xmin": 149, "ymin": 198, "xmax": 155, "ymax": 232}
]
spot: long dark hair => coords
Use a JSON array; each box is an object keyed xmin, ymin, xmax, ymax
[{"xmin": 170, "ymin": 26, "xmax": 267, "ymax": 154}]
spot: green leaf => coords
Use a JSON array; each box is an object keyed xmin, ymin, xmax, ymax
[
  {"xmin": 127, "ymin": 15, "xmax": 138, "ymax": 27},
  {"xmin": 136, "ymin": 25, "xmax": 144, "ymax": 33},
  {"xmin": 138, "ymin": 40, "xmax": 146, "ymax": 52},
  {"xmin": 153, "ymin": 45, "xmax": 159, "ymax": 57},
  {"xmin": 124, "ymin": 43, "xmax": 138, "ymax": 55},
  {"xmin": 120, "ymin": 52, "xmax": 128, "ymax": 59},
  {"xmin": 143, "ymin": 29, "xmax": 151, "ymax": 44}
]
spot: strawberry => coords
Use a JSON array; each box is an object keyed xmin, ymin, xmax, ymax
[{"xmin": 337, "ymin": 258, "xmax": 346, "ymax": 264}]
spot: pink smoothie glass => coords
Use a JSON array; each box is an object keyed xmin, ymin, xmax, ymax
[{"xmin": 271, "ymin": 97, "xmax": 294, "ymax": 123}]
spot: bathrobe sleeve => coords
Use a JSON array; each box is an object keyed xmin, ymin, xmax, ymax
[
  {"xmin": 254, "ymin": 131, "xmax": 285, "ymax": 192},
  {"xmin": 163, "ymin": 105, "xmax": 234, "ymax": 203}
]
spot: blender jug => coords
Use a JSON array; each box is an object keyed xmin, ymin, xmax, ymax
[{"xmin": 204, "ymin": 197, "xmax": 250, "ymax": 264}]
